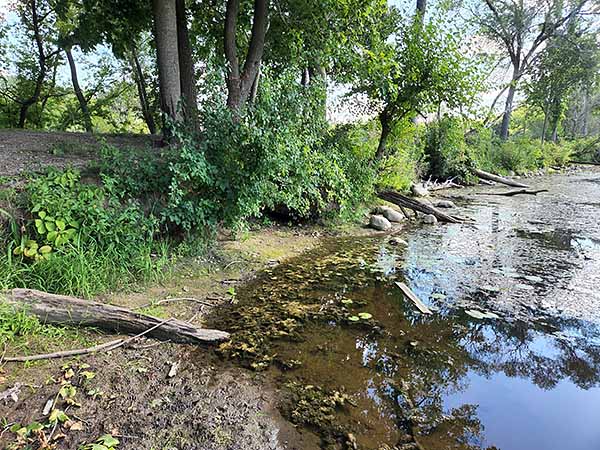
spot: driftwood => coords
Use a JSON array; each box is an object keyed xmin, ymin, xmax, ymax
[
  {"xmin": 378, "ymin": 190, "xmax": 467, "ymax": 224},
  {"xmin": 2, "ymin": 288, "xmax": 230, "ymax": 345},
  {"xmin": 472, "ymin": 169, "xmax": 529, "ymax": 188},
  {"xmin": 477, "ymin": 188, "xmax": 548, "ymax": 197},
  {"xmin": 569, "ymin": 160, "xmax": 600, "ymax": 166},
  {"xmin": 394, "ymin": 282, "xmax": 432, "ymax": 315}
]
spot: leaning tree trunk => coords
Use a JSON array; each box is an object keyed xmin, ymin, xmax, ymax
[
  {"xmin": 224, "ymin": 0, "xmax": 268, "ymax": 114},
  {"xmin": 152, "ymin": 0, "xmax": 182, "ymax": 123},
  {"xmin": 2, "ymin": 289, "xmax": 229, "ymax": 344},
  {"xmin": 176, "ymin": 0, "xmax": 198, "ymax": 128},
  {"xmin": 65, "ymin": 47, "xmax": 93, "ymax": 133},
  {"xmin": 130, "ymin": 46, "xmax": 157, "ymax": 134},
  {"xmin": 499, "ymin": 68, "xmax": 520, "ymax": 141},
  {"xmin": 376, "ymin": 108, "xmax": 392, "ymax": 161}
]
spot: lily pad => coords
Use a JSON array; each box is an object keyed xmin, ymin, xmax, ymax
[
  {"xmin": 348, "ymin": 316, "xmax": 360, "ymax": 322},
  {"xmin": 358, "ymin": 312, "xmax": 372, "ymax": 320}
]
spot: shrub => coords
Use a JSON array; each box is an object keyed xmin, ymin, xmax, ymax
[
  {"xmin": 423, "ymin": 116, "xmax": 474, "ymax": 182},
  {"xmin": 377, "ymin": 118, "xmax": 424, "ymax": 191},
  {"xmin": 1, "ymin": 168, "xmax": 168, "ymax": 297}
]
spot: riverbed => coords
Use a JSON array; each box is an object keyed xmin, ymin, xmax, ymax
[{"xmin": 213, "ymin": 168, "xmax": 600, "ymax": 450}]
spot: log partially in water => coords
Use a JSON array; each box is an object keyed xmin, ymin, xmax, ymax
[
  {"xmin": 477, "ymin": 188, "xmax": 549, "ymax": 197},
  {"xmin": 472, "ymin": 169, "xmax": 530, "ymax": 188},
  {"xmin": 378, "ymin": 190, "xmax": 466, "ymax": 224},
  {"xmin": 2, "ymin": 288, "xmax": 230, "ymax": 344}
]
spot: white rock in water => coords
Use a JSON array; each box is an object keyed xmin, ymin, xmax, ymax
[
  {"xmin": 411, "ymin": 183, "xmax": 429, "ymax": 197},
  {"xmin": 423, "ymin": 214, "xmax": 437, "ymax": 225},
  {"xmin": 382, "ymin": 208, "xmax": 405, "ymax": 223},
  {"xmin": 369, "ymin": 214, "xmax": 392, "ymax": 231},
  {"xmin": 389, "ymin": 237, "xmax": 408, "ymax": 246},
  {"xmin": 434, "ymin": 200, "xmax": 456, "ymax": 209}
]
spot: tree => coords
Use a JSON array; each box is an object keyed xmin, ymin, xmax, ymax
[
  {"xmin": 525, "ymin": 21, "xmax": 600, "ymax": 143},
  {"xmin": 7, "ymin": 0, "xmax": 62, "ymax": 128},
  {"xmin": 152, "ymin": 0, "xmax": 181, "ymax": 123},
  {"xmin": 224, "ymin": 0, "xmax": 269, "ymax": 113},
  {"xmin": 346, "ymin": 6, "xmax": 478, "ymax": 160},
  {"xmin": 478, "ymin": 0, "xmax": 593, "ymax": 140}
]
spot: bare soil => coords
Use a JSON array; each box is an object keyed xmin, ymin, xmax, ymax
[{"xmin": 0, "ymin": 129, "xmax": 160, "ymax": 177}]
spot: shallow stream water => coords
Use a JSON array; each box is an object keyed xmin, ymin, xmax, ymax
[{"xmin": 214, "ymin": 169, "xmax": 600, "ymax": 450}]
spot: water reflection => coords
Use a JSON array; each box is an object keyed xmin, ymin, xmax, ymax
[{"xmin": 213, "ymin": 170, "xmax": 600, "ymax": 450}]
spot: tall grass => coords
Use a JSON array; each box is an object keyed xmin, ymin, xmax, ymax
[{"xmin": 0, "ymin": 239, "xmax": 171, "ymax": 298}]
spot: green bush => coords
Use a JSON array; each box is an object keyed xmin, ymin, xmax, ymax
[
  {"xmin": 164, "ymin": 69, "xmax": 376, "ymax": 230},
  {"xmin": 0, "ymin": 168, "xmax": 168, "ymax": 297},
  {"xmin": 423, "ymin": 116, "xmax": 474, "ymax": 182},
  {"xmin": 377, "ymin": 118, "xmax": 424, "ymax": 191}
]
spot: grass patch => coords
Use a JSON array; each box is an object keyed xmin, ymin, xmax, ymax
[{"xmin": 0, "ymin": 240, "xmax": 172, "ymax": 298}]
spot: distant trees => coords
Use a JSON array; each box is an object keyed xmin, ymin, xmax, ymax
[
  {"xmin": 525, "ymin": 20, "xmax": 600, "ymax": 143},
  {"xmin": 477, "ymin": 0, "xmax": 595, "ymax": 140}
]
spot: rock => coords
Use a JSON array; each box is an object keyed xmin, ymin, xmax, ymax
[
  {"xmin": 411, "ymin": 183, "xmax": 429, "ymax": 197},
  {"xmin": 389, "ymin": 237, "xmax": 408, "ymax": 246},
  {"xmin": 382, "ymin": 207, "xmax": 405, "ymax": 223},
  {"xmin": 434, "ymin": 200, "xmax": 455, "ymax": 209},
  {"xmin": 369, "ymin": 215, "xmax": 392, "ymax": 231},
  {"xmin": 422, "ymin": 214, "xmax": 437, "ymax": 225}
]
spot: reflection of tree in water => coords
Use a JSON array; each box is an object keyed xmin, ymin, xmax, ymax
[{"xmin": 359, "ymin": 308, "xmax": 600, "ymax": 449}]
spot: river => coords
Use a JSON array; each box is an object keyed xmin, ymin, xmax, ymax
[{"xmin": 212, "ymin": 168, "xmax": 600, "ymax": 450}]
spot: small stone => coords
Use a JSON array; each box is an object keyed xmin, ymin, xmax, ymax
[
  {"xmin": 369, "ymin": 214, "xmax": 392, "ymax": 231},
  {"xmin": 382, "ymin": 208, "xmax": 405, "ymax": 223},
  {"xmin": 389, "ymin": 237, "xmax": 408, "ymax": 246},
  {"xmin": 423, "ymin": 214, "xmax": 437, "ymax": 225},
  {"xmin": 434, "ymin": 200, "xmax": 456, "ymax": 209},
  {"xmin": 411, "ymin": 183, "xmax": 429, "ymax": 197}
]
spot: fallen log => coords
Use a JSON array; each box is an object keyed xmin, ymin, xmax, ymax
[
  {"xmin": 569, "ymin": 160, "xmax": 600, "ymax": 166},
  {"xmin": 472, "ymin": 169, "xmax": 529, "ymax": 188},
  {"xmin": 2, "ymin": 288, "xmax": 230, "ymax": 344},
  {"xmin": 476, "ymin": 188, "xmax": 549, "ymax": 197},
  {"xmin": 378, "ymin": 190, "xmax": 466, "ymax": 224}
]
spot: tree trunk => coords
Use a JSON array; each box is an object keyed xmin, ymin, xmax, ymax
[
  {"xmin": 65, "ymin": 47, "xmax": 93, "ymax": 133},
  {"xmin": 224, "ymin": 0, "xmax": 268, "ymax": 114},
  {"xmin": 176, "ymin": 0, "xmax": 198, "ymax": 128},
  {"xmin": 582, "ymin": 90, "xmax": 589, "ymax": 136},
  {"xmin": 130, "ymin": 46, "xmax": 157, "ymax": 134},
  {"xmin": 378, "ymin": 190, "xmax": 465, "ymax": 223},
  {"xmin": 541, "ymin": 103, "xmax": 549, "ymax": 145},
  {"xmin": 250, "ymin": 65, "xmax": 261, "ymax": 103},
  {"xmin": 499, "ymin": 78, "xmax": 517, "ymax": 141},
  {"xmin": 152, "ymin": 0, "xmax": 182, "ymax": 123},
  {"xmin": 376, "ymin": 109, "xmax": 392, "ymax": 161},
  {"xmin": 3, "ymin": 288, "xmax": 229, "ymax": 344}
]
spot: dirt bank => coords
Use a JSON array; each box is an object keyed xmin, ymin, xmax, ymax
[{"xmin": 0, "ymin": 129, "xmax": 160, "ymax": 177}]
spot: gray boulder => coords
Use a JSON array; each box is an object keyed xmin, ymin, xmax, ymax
[
  {"xmin": 382, "ymin": 207, "xmax": 405, "ymax": 223},
  {"xmin": 369, "ymin": 215, "xmax": 392, "ymax": 231},
  {"xmin": 423, "ymin": 214, "xmax": 438, "ymax": 225},
  {"xmin": 434, "ymin": 200, "xmax": 456, "ymax": 209},
  {"xmin": 411, "ymin": 183, "xmax": 429, "ymax": 197}
]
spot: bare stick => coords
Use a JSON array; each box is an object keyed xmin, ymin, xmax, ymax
[
  {"xmin": 476, "ymin": 188, "xmax": 548, "ymax": 197},
  {"xmin": 137, "ymin": 297, "xmax": 217, "ymax": 310},
  {"xmin": 4, "ymin": 317, "xmax": 174, "ymax": 363}
]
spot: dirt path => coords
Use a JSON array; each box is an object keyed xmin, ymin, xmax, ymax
[{"xmin": 0, "ymin": 129, "xmax": 160, "ymax": 177}]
